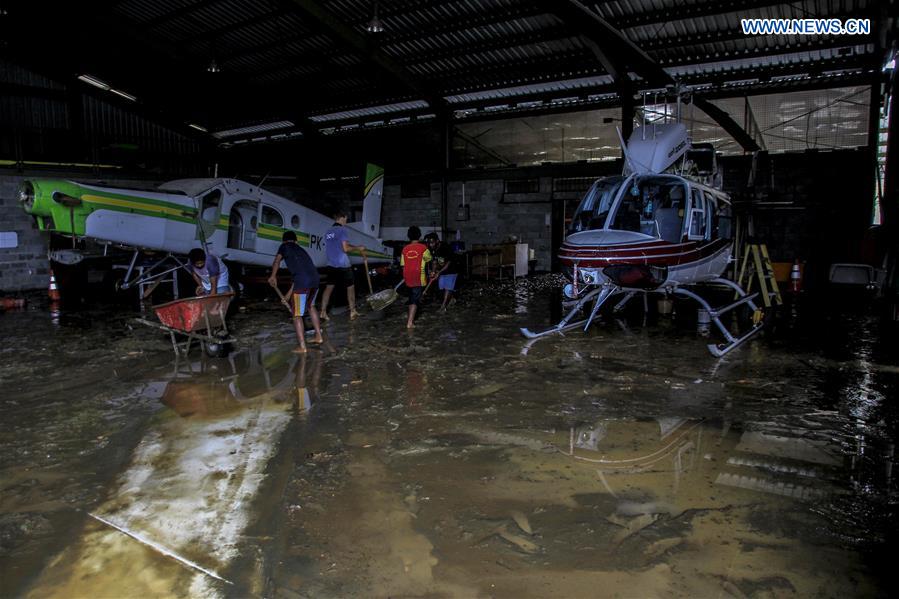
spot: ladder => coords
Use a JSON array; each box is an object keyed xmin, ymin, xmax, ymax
[{"xmin": 736, "ymin": 243, "xmax": 782, "ymax": 308}]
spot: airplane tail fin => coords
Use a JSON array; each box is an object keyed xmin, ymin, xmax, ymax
[{"xmin": 360, "ymin": 163, "xmax": 384, "ymax": 238}]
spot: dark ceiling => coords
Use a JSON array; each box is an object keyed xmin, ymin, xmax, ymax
[{"xmin": 1, "ymin": 0, "xmax": 892, "ymax": 145}]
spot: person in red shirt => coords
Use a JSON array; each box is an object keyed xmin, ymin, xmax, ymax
[{"xmin": 400, "ymin": 226, "xmax": 431, "ymax": 329}]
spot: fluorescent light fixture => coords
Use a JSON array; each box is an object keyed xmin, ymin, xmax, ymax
[
  {"xmin": 188, "ymin": 123, "xmax": 208, "ymax": 132},
  {"xmin": 211, "ymin": 120, "xmax": 294, "ymax": 139},
  {"xmin": 77, "ymin": 74, "xmax": 110, "ymax": 90},
  {"xmin": 109, "ymin": 88, "xmax": 137, "ymax": 101}
]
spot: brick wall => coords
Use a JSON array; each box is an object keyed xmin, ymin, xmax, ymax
[{"xmin": 0, "ymin": 175, "xmax": 50, "ymax": 292}]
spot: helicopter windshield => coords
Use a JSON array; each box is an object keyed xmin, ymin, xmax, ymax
[
  {"xmin": 568, "ymin": 176, "xmax": 625, "ymax": 234},
  {"xmin": 610, "ymin": 176, "xmax": 688, "ymax": 242}
]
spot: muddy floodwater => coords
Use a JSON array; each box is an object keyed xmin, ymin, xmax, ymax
[{"xmin": 1, "ymin": 277, "xmax": 897, "ymax": 598}]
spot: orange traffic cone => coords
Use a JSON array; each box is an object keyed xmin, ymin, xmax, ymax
[
  {"xmin": 789, "ymin": 259, "xmax": 802, "ymax": 293},
  {"xmin": 48, "ymin": 269, "xmax": 61, "ymax": 301}
]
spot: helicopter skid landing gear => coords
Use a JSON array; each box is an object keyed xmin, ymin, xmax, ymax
[
  {"xmin": 673, "ymin": 278, "xmax": 765, "ymax": 357},
  {"xmin": 519, "ymin": 284, "xmax": 622, "ymax": 339}
]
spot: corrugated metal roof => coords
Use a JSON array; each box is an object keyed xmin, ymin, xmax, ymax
[{"xmin": 11, "ymin": 0, "xmax": 879, "ymax": 138}]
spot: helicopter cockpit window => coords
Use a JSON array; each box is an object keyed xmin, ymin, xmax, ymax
[
  {"xmin": 609, "ymin": 177, "xmax": 687, "ymax": 242},
  {"xmin": 569, "ymin": 176, "xmax": 624, "ymax": 233},
  {"xmin": 688, "ymin": 188, "xmax": 708, "ymax": 240}
]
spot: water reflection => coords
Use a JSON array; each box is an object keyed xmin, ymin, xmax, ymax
[
  {"xmin": 361, "ymin": 410, "xmax": 880, "ymax": 597},
  {"xmin": 27, "ymin": 344, "xmax": 325, "ymax": 598},
  {"xmin": 568, "ymin": 416, "xmax": 839, "ymax": 501}
]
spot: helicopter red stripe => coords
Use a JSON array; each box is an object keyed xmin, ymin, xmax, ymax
[{"xmin": 559, "ymin": 238, "xmax": 730, "ymax": 268}]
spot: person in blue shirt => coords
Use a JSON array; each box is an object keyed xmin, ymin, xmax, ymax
[
  {"xmin": 188, "ymin": 248, "xmax": 230, "ymax": 295},
  {"xmin": 268, "ymin": 231, "xmax": 323, "ymax": 353},
  {"xmin": 320, "ymin": 210, "xmax": 367, "ymax": 321}
]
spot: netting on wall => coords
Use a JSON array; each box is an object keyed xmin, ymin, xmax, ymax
[{"xmin": 453, "ymin": 86, "xmax": 871, "ymax": 168}]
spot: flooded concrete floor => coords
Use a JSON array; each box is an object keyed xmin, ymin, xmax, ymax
[{"xmin": 1, "ymin": 277, "xmax": 897, "ymax": 598}]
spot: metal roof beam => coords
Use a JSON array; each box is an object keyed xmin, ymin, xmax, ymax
[
  {"xmin": 543, "ymin": 0, "xmax": 763, "ymax": 150},
  {"xmin": 646, "ymin": 30, "xmax": 872, "ymax": 55},
  {"xmin": 540, "ymin": 0, "xmax": 671, "ymax": 86},
  {"xmin": 671, "ymin": 54, "xmax": 871, "ymax": 85},
  {"xmin": 659, "ymin": 40, "xmax": 872, "ymax": 66},
  {"xmin": 602, "ymin": 0, "xmax": 787, "ymax": 29},
  {"xmin": 450, "ymin": 70, "xmax": 873, "ymax": 124}
]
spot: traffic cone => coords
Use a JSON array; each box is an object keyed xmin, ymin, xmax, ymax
[
  {"xmin": 48, "ymin": 269, "xmax": 61, "ymax": 301},
  {"xmin": 789, "ymin": 259, "xmax": 802, "ymax": 293}
]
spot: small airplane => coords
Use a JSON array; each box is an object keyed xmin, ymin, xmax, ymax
[
  {"xmin": 17, "ymin": 163, "xmax": 393, "ymax": 294},
  {"xmin": 521, "ymin": 122, "xmax": 766, "ymax": 357}
]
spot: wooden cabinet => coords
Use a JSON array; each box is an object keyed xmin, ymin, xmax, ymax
[{"xmin": 470, "ymin": 243, "xmax": 529, "ymax": 278}]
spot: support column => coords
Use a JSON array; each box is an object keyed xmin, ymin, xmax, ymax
[
  {"xmin": 883, "ymin": 69, "xmax": 898, "ymax": 233},
  {"xmin": 866, "ymin": 76, "xmax": 883, "ymax": 227},
  {"xmin": 440, "ymin": 118, "xmax": 451, "ymax": 236},
  {"xmin": 620, "ymin": 86, "xmax": 634, "ymax": 143}
]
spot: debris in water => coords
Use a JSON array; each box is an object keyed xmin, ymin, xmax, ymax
[
  {"xmin": 495, "ymin": 525, "xmax": 540, "ymax": 554},
  {"xmin": 466, "ymin": 383, "xmax": 506, "ymax": 397},
  {"xmin": 510, "ymin": 510, "xmax": 532, "ymax": 535}
]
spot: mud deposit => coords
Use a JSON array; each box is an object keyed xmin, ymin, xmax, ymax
[{"xmin": 1, "ymin": 278, "xmax": 897, "ymax": 598}]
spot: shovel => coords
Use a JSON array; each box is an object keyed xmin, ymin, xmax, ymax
[
  {"xmin": 363, "ymin": 256, "xmax": 374, "ymax": 295},
  {"xmin": 269, "ymin": 280, "xmax": 294, "ymax": 314},
  {"xmin": 367, "ymin": 280, "xmax": 404, "ymax": 311}
]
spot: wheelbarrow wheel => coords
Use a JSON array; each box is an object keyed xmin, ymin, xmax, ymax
[{"xmin": 205, "ymin": 330, "xmax": 231, "ymax": 358}]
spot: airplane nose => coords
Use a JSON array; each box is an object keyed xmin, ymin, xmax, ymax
[{"xmin": 17, "ymin": 181, "xmax": 35, "ymax": 212}]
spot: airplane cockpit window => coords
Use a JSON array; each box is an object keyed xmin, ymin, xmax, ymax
[
  {"xmin": 609, "ymin": 177, "xmax": 687, "ymax": 242},
  {"xmin": 261, "ymin": 205, "xmax": 283, "ymax": 228},
  {"xmin": 197, "ymin": 190, "xmax": 222, "ymax": 241},
  {"xmin": 200, "ymin": 190, "xmax": 221, "ymax": 221},
  {"xmin": 569, "ymin": 176, "xmax": 624, "ymax": 233}
]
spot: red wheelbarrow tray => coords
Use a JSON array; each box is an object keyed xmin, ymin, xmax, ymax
[{"xmin": 152, "ymin": 292, "xmax": 235, "ymax": 333}]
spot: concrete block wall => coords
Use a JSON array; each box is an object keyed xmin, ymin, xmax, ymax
[
  {"xmin": 0, "ymin": 175, "xmax": 50, "ymax": 292},
  {"xmin": 382, "ymin": 177, "xmax": 556, "ymax": 271},
  {"xmin": 450, "ymin": 178, "xmax": 554, "ymax": 271},
  {"xmin": 381, "ymin": 182, "xmax": 443, "ymax": 233}
]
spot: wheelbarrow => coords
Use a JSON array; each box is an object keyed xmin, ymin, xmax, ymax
[{"xmin": 135, "ymin": 292, "xmax": 237, "ymax": 357}]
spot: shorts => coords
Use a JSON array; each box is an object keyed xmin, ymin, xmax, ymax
[
  {"xmin": 291, "ymin": 288, "xmax": 318, "ymax": 318},
  {"xmin": 201, "ymin": 283, "xmax": 231, "ymax": 295},
  {"xmin": 406, "ymin": 286, "xmax": 424, "ymax": 306},
  {"xmin": 325, "ymin": 266, "xmax": 354, "ymax": 288},
  {"xmin": 438, "ymin": 274, "xmax": 457, "ymax": 291}
]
